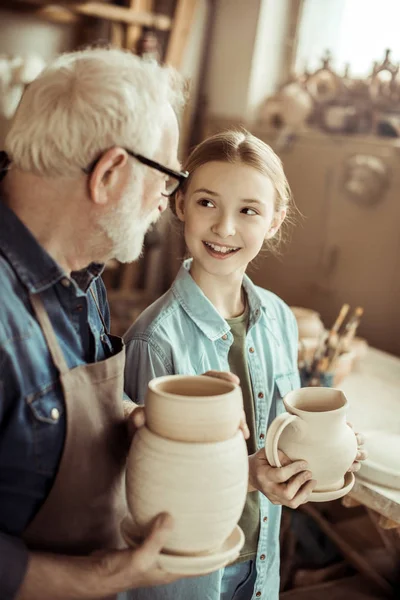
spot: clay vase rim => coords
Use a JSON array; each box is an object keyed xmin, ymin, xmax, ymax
[
  {"xmin": 148, "ymin": 374, "xmax": 238, "ymax": 402},
  {"xmin": 283, "ymin": 387, "xmax": 348, "ymax": 415}
]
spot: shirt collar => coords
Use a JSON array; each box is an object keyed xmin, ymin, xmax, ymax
[
  {"xmin": 172, "ymin": 259, "xmax": 273, "ymax": 341},
  {"xmin": 0, "ymin": 198, "xmax": 103, "ymax": 293}
]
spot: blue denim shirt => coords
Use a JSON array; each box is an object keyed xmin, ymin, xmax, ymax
[
  {"xmin": 0, "ymin": 199, "xmax": 112, "ymax": 597},
  {"xmin": 124, "ymin": 259, "xmax": 300, "ymax": 600}
]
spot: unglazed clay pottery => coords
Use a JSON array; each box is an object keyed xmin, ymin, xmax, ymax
[
  {"xmin": 332, "ymin": 351, "xmax": 356, "ymax": 386},
  {"xmin": 145, "ymin": 374, "xmax": 244, "ymax": 442},
  {"xmin": 309, "ymin": 472, "xmax": 355, "ymax": 502},
  {"xmin": 291, "ymin": 307, "xmax": 325, "ymax": 340},
  {"xmin": 125, "ymin": 427, "xmax": 248, "ymax": 555},
  {"xmin": 358, "ymin": 430, "xmax": 400, "ymax": 490},
  {"xmin": 265, "ymin": 387, "xmax": 357, "ymax": 500},
  {"xmin": 121, "ymin": 518, "xmax": 244, "ymax": 575}
]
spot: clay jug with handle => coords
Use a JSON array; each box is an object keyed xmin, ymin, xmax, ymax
[{"xmin": 265, "ymin": 387, "xmax": 357, "ymax": 494}]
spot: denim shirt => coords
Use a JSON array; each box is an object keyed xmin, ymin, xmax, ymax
[
  {"xmin": 124, "ymin": 259, "xmax": 300, "ymax": 600},
  {"xmin": 0, "ymin": 199, "xmax": 112, "ymax": 598}
]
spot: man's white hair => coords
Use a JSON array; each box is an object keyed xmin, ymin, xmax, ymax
[{"xmin": 5, "ymin": 47, "xmax": 185, "ymax": 177}]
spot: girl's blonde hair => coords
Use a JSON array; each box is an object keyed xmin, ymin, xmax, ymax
[{"xmin": 176, "ymin": 129, "xmax": 294, "ymax": 253}]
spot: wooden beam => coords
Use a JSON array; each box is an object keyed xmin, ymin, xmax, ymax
[
  {"xmin": 165, "ymin": 0, "xmax": 198, "ymax": 69},
  {"xmin": 12, "ymin": 1, "xmax": 172, "ymax": 30},
  {"xmin": 125, "ymin": 0, "xmax": 154, "ymax": 53}
]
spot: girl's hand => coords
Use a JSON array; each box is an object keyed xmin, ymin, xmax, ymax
[
  {"xmin": 248, "ymin": 449, "xmax": 316, "ymax": 509},
  {"xmin": 347, "ymin": 423, "xmax": 368, "ymax": 472}
]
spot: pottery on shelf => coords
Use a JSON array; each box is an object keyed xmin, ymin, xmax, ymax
[
  {"xmin": 291, "ymin": 306, "xmax": 325, "ymax": 340},
  {"xmin": 145, "ymin": 374, "xmax": 244, "ymax": 442},
  {"xmin": 125, "ymin": 374, "xmax": 248, "ymax": 558},
  {"xmin": 265, "ymin": 387, "xmax": 357, "ymax": 501}
]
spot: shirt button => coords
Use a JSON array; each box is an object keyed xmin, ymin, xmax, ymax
[
  {"xmin": 260, "ymin": 554, "xmax": 266, "ymax": 561},
  {"xmin": 61, "ymin": 277, "xmax": 71, "ymax": 287},
  {"xmin": 259, "ymin": 433, "xmax": 265, "ymax": 440},
  {"xmin": 75, "ymin": 305, "xmax": 83, "ymax": 312},
  {"xmin": 249, "ymin": 347, "xmax": 255, "ymax": 353},
  {"xmin": 256, "ymin": 592, "xmax": 261, "ymax": 598},
  {"xmin": 263, "ymin": 516, "xmax": 268, "ymax": 522},
  {"xmin": 258, "ymin": 392, "xmax": 264, "ymax": 399},
  {"xmin": 222, "ymin": 334, "xmax": 228, "ymax": 340},
  {"xmin": 51, "ymin": 408, "xmax": 60, "ymax": 421}
]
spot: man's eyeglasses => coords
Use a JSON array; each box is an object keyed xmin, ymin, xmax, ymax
[{"xmin": 83, "ymin": 149, "xmax": 189, "ymax": 197}]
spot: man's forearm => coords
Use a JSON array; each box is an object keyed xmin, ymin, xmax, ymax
[{"xmin": 16, "ymin": 552, "xmax": 118, "ymax": 600}]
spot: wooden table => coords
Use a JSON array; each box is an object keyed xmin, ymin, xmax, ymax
[
  {"xmin": 310, "ymin": 347, "xmax": 400, "ymax": 595},
  {"xmin": 281, "ymin": 348, "xmax": 400, "ymax": 597},
  {"xmin": 339, "ymin": 346, "xmax": 400, "ymax": 527}
]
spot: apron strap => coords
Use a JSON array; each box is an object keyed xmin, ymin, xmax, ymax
[
  {"xmin": 89, "ymin": 286, "xmax": 109, "ymax": 333},
  {"xmin": 30, "ymin": 293, "xmax": 69, "ymax": 375}
]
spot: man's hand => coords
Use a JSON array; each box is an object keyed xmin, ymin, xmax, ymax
[
  {"xmin": 347, "ymin": 424, "xmax": 368, "ymax": 472},
  {"xmin": 248, "ymin": 449, "xmax": 316, "ymax": 509},
  {"xmin": 94, "ymin": 513, "xmax": 185, "ymax": 592},
  {"xmin": 17, "ymin": 514, "xmax": 192, "ymax": 600}
]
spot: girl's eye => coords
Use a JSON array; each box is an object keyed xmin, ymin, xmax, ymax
[
  {"xmin": 241, "ymin": 207, "xmax": 258, "ymax": 216},
  {"xmin": 198, "ymin": 199, "xmax": 215, "ymax": 208}
]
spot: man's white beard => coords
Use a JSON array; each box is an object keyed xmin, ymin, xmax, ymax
[{"xmin": 98, "ymin": 179, "xmax": 158, "ymax": 264}]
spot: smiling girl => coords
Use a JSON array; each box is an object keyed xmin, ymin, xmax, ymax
[{"xmin": 124, "ymin": 130, "xmax": 315, "ymax": 600}]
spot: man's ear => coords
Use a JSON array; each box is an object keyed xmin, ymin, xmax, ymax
[
  {"xmin": 88, "ymin": 147, "xmax": 128, "ymax": 206},
  {"xmin": 175, "ymin": 190, "xmax": 186, "ymax": 222},
  {"xmin": 266, "ymin": 208, "xmax": 287, "ymax": 239}
]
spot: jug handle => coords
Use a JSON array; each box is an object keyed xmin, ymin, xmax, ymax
[{"xmin": 265, "ymin": 413, "xmax": 298, "ymax": 468}]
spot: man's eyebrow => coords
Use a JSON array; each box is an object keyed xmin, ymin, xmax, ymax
[{"xmin": 192, "ymin": 188, "xmax": 219, "ymax": 196}]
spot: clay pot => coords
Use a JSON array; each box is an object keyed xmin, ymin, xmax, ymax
[
  {"xmin": 145, "ymin": 375, "xmax": 244, "ymax": 442},
  {"xmin": 126, "ymin": 427, "xmax": 248, "ymax": 555},
  {"xmin": 291, "ymin": 307, "xmax": 325, "ymax": 340},
  {"xmin": 265, "ymin": 387, "xmax": 357, "ymax": 493},
  {"xmin": 332, "ymin": 351, "xmax": 356, "ymax": 386}
]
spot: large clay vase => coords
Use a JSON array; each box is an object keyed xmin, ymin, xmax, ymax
[
  {"xmin": 265, "ymin": 387, "xmax": 357, "ymax": 493},
  {"xmin": 125, "ymin": 375, "xmax": 248, "ymax": 556},
  {"xmin": 126, "ymin": 427, "xmax": 248, "ymax": 555}
]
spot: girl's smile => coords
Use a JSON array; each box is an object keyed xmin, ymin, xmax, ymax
[{"xmin": 203, "ymin": 240, "xmax": 242, "ymax": 258}]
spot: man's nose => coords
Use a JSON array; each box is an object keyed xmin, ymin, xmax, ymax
[{"xmin": 159, "ymin": 195, "xmax": 168, "ymax": 213}]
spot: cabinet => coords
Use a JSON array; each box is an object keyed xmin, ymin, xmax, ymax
[{"xmin": 248, "ymin": 130, "xmax": 400, "ymax": 356}]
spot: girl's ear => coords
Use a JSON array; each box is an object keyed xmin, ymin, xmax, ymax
[
  {"xmin": 266, "ymin": 208, "xmax": 287, "ymax": 239},
  {"xmin": 175, "ymin": 191, "xmax": 186, "ymax": 222}
]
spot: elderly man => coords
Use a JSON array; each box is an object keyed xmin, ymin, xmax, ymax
[{"xmin": 0, "ymin": 47, "xmax": 200, "ymax": 600}]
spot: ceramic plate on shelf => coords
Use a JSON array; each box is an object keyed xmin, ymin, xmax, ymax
[
  {"xmin": 121, "ymin": 516, "xmax": 245, "ymax": 575},
  {"xmin": 309, "ymin": 471, "xmax": 355, "ymax": 502},
  {"xmin": 358, "ymin": 430, "xmax": 400, "ymax": 490}
]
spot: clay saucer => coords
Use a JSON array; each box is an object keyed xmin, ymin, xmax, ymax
[
  {"xmin": 309, "ymin": 471, "xmax": 355, "ymax": 502},
  {"xmin": 121, "ymin": 516, "xmax": 244, "ymax": 575}
]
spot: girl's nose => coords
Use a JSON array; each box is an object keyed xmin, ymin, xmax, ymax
[{"xmin": 211, "ymin": 215, "xmax": 236, "ymax": 238}]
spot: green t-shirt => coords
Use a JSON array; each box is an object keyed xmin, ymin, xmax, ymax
[{"xmin": 226, "ymin": 305, "xmax": 260, "ymax": 563}]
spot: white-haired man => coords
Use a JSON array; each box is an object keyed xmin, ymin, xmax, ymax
[{"xmin": 0, "ymin": 47, "xmax": 228, "ymax": 600}]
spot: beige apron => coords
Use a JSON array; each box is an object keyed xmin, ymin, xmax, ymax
[{"xmin": 23, "ymin": 290, "xmax": 129, "ymax": 564}]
